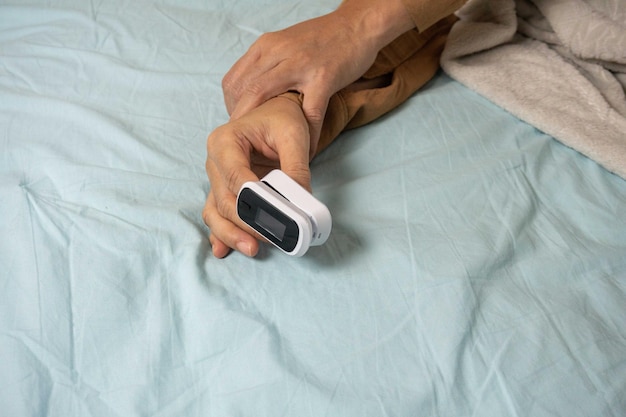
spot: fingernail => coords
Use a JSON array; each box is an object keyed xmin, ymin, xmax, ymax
[{"xmin": 236, "ymin": 241, "xmax": 253, "ymax": 257}]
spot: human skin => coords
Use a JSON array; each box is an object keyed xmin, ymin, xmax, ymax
[
  {"xmin": 222, "ymin": 0, "xmax": 414, "ymax": 146},
  {"xmin": 205, "ymin": 0, "xmax": 415, "ymax": 258},
  {"xmin": 203, "ymin": 95, "xmax": 311, "ymax": 258}
]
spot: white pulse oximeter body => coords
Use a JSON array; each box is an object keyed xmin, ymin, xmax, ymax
[{"xmin": 236, "ymin": 169, "xmax": 332, "ymax": 257}]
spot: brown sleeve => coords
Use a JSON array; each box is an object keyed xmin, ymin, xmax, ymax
[
  {"xmin": 401, "ymin": 0, "xmax": 466, "ymax": 32},
  {"xmin": 314, "ymin": 14, "xmax": 458, "ymax": 156}
]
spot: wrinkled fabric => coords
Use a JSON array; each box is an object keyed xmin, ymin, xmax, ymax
[
  {"xmin": 1, "ymin": 1, "xmax": 626, "ymax": 417},
  {"xmin": 400, "ymin": 0, "xmax": 465, "ymax": 32},
  {"xmin": 316, "ymin": 15, "xmax": 457, "ymax": 154},
  {"xmin": 442, "ymin": 0, "xmax": 626, "ymax": 178}
]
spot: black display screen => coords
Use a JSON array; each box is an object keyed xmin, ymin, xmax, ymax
[
  {"xmin": 255, "ymin": 208, "xmax": 287, "ymax": 241},
  {"xmin": 237, "ymin": 187, "xmax": 299, "ymax": 252}
]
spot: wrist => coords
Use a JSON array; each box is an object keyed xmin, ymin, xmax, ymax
[{"xmin": 335, "ymin": 0, "xmax": 415, "ymax": 51}]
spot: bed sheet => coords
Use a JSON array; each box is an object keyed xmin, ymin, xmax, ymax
[{"xmin": 1, "ymin": 1, "xmax": 626, "ymax": 416}]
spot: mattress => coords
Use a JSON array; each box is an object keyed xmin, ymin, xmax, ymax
[{"xmin": 1, "ymin": 1, "xmax": 625, "ymax": 416}]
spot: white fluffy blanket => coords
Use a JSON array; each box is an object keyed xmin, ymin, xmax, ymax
[{"xmin": 441, "ymin": 0, "xmax": 626, "ymax": 179}]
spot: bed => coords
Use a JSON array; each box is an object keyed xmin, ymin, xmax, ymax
[{"xmin": 1, "ymin": 1, "xmax": 625, "ymax": 416}]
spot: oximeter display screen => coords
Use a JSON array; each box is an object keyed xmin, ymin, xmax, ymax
[
  {"xmin": 237, "ymin": 187, "xmax": 299, "ymax": 252},
  {"xmin": 255, "ymin": 208, "xmax": 286, "ymax": 241}
]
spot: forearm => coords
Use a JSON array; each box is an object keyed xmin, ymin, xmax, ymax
[
  {"xmin": 313, "ymin": 15, "xmax": 458, "ymax": 155},
  {"xmin": 335, "ymin": 0, "xmax": 415, "ymax": 55},
  {"xmin": 334, "ymin": 0, "xmax": 465, "ymax": 47}
]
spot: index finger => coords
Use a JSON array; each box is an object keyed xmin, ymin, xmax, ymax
[
  {"xmin": 266, "ymin": 102, "xmax": 313, "ymax": 191},
  {"xmin": 206, "ymin": 124, "xmax": 259, "ymax": 194}
]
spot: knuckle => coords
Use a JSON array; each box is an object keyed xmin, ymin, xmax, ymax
[
  {"xmin": 287, "ymin": 163, "xmax": 311, "ymax": 187},
  {"xmin": 202, "ymin": 195, "xmax": 217, "ymax": 227},
  {"xmin": 223, "ymin": 167, "xmax": 243, "ymax": 196},
  {"xmin": 215, "ymin": 193, "xmax": 235, "ymax": 221},
  {"xmin": 222, "ymin": 72, "xmax": 241, "ymax": 102},
  {"xmin": 221, "ymin": 71, "xmax": 233, "ymax": 91},
  {"xmin": 311, "ymin": 65, "xmax": 334, "ymax": 87},
  {"xmin": 281, "ymin": 116, "xmax": 308, "ymax": 139},
  {"xmin": 206, "ymin": 125, "xmax": 230, "ymax": 155},
  {"xmin": 201, "ymin": 205, "xmax": 211, "ymax": 227},
  {"xmin": 304, "ymin": 106, "xmax": 325, "ymax": 126},
  {"xmin": 205, "ymin": 132, "xmax": 220, "ymax": 159},
  {"xmin": 256, "ymin": 31, "xmax": 277, "ymax": 47},
  {"xmin": 241, "ymin": 81, "xmax": 265, "ymax": 101}
]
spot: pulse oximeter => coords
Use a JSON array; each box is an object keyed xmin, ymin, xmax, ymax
[{"xmin": 236, "ymin": 169, "xmax": 332, "ymax": 256}]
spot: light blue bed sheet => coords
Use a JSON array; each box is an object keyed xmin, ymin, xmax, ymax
[{"xmin": 1, "ymin": 1, "xmax": 625, "ymax": 416}]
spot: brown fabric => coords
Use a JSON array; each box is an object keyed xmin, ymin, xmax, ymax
[
  {"xmin": 401, "ymin": 0, "xmax": 466, "ymax": 32},
  {"xmin": 315, "ymin": 14, "xmax": 458, "ymax": 156}
]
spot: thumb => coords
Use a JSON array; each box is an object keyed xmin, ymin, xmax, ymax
[
  {"xmin": 300, "ymin": 90, "xmax": 330, "ymax": 155},
  {"xmin": 282, "ymin": 162, "xmax": 312, "ymax": 193},
  {"xmin": 273, "ymin": 128, "xmax": 312, "ymax": 192},
  {"xmin": 279, "ymin": 148, "xmax": 311, "ymax": 192}
]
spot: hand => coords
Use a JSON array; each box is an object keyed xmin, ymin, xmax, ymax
[
  {"xmin": 203, "ymin": 95, "xmax": 312, "ymax": 258},
  {"xmin": 222, "ymin": 0, "xmax": 414, "ymax": 149}
]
